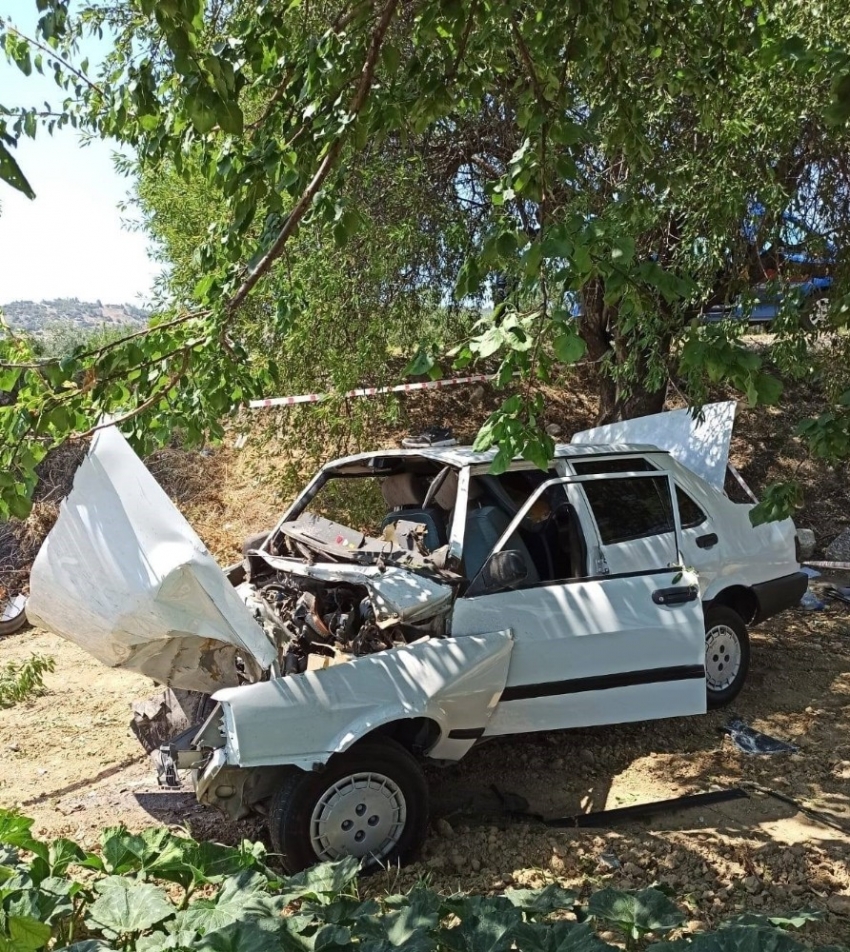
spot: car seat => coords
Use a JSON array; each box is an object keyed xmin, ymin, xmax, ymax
[
  {"xmin": 380, "ymin": 472, "xmax": 446, "ymax": 552},
  {"xmin": 463, "ymin": 505, "xmax": 540, "ymax": 586}
]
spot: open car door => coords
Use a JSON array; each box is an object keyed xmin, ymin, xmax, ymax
[{"xmin": 451, "ymin": 472, "xmax": 707, "ymax": 734}]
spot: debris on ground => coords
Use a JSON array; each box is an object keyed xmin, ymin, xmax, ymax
[
  {"xmin": 825, "ymin": 527, "xmax": 850, "ymax": 563},
  {"xmin": 824, "ymin": 585, "xmax": 850, "ymax": 606},
  {"xmin": 723, "ymin": 718, "xmax": 798, "ymax": 755}
]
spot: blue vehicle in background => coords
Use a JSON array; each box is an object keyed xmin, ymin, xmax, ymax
[{"xmin": 700, "ymin": 208, "xmax": 835, "ymax": 330}]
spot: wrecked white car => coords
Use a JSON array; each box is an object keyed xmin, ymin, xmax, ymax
[{"xmin": 27, "ymin": 403, "xmax": 806, "ymax": 872}]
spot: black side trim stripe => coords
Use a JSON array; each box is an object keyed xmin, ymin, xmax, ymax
[
  {"xmin": 447, "ymin": 727, "xmax": 487, "ymax": 740},
  {"xmin": 500, "ymin": 664, "xmax": 705, "ymax": 702}
]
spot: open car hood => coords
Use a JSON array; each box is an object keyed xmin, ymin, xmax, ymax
[
  {"xmin": 27, "ymin": 427, "xmax": 277, "ymax": 693},
  {"xmin": 571, "ymin": 401, "xmax": 736, "ymax": 491}
]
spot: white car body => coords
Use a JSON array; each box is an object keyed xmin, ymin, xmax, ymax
[{"xmin": 28, "ymin": 404, "xmax": 806, "ymax": 825}]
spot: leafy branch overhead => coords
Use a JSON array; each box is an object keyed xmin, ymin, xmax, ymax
[
  {"xmin": 0, "ymin": 808, "xmax": 836, "ymax": 952},
  {"xmin": 3, "ymin": 0, "xmax": 850, "ymax": 518}
]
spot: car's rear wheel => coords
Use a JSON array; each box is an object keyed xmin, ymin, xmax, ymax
[
  {"xmin": 704, "ymin": 606, "xmax": 750, "ymax": 708},
  {"xmin": 268, "ymin": 738, "xmax": 428, "ymax": 874},
  {"xmin": 800, "ymin": 293, "xmax": 830, "ymax": 332}
]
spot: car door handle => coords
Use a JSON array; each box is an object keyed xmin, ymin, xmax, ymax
[
  {"xmin": 652, "ymin": 585, "xmax": 699, "ymax": 605},
  {"xmin": 695, "ymin": 532, "xmax": 718, "ymax": 549}
]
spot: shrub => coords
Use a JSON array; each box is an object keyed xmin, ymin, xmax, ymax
[
  {"xmin": 0, "ymin": 809, "xmax": 834, "ymax": 952},
  {"xmin": 0, "ymin": 654, "xmax": 55, "ymax": 708}
]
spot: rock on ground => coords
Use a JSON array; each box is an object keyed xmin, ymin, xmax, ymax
[
  {"xmin": 796, "ymin": 528, "xmax": 816, "ymax": 561},
  {"xmin": 825, "ymin": 527, "xmax": 850, "ymax": 562}
]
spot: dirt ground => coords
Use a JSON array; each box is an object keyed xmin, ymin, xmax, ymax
[{"xmin": 2, "ymin": 592, "xmax": 850, "ymax": 939}]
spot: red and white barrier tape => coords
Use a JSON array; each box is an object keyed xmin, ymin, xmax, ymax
[
  {"xmin": 249, "ymin": 373, "xmax": 497, "ymax": 409},
  {"xmin": 803, "ymin": 561, "xmax": 850, "ymax": 570}
]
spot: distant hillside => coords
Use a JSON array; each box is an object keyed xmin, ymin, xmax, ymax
[{"xmin": 1, "ymin": 298, "xmax": 149, "ymax": 334}]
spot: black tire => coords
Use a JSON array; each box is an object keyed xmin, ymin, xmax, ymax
[
  {"xmin": 268, "ymin": 737, "xmax": 429, "ymax": 874},
  {"xmin": 704, "ymin": 605, "xmax": 750, "ymax": 709}
]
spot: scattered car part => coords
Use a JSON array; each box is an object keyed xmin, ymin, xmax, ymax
[
  {"xmin": 823, "ymin": 585, "xmax": 850, "ymax": 606},
  {"xmin": 723, "ymin": 718, "xmax": 798, "ymax": 755},
  {"xmin": 401, "ymin": 425, "xmax": 457, "ymax": 448},
  {"xmin": 0, "ymin": 594, "xmax": 27, "ymax": 637},
  {"xmin": 130, "ymin": 688, "xmax": 217, "ymax": 755},
  {"xmin": 544, "ymin": 787, "xmax": 750, "ymax": 828}
]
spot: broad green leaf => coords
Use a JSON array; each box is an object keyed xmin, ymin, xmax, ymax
[
  {"xmin": 588, "ymin": 888, "xmax": 684, "ymax": 940},
  {"xmin": 505, "ymin": 884, "xmax": 579, "ymax": 915},
  {"xmin": 649, "ymin": 927, "xmax": 809, "ymax": 952},
  {"xmin": 439, "ymin": 905, "xmax": 522, "ymax": 952},
  {"xmin": 279, "ymin": 857, "xmax": 360, "ymax": 905},
  {"xmin": 197, "ymin": 919, "xmax": 282, "ymax": 952},
  {"xmin": 4, "ymin": 916, "xmax": 51, "ymax": 952},
  {"xmin": 177, "ymin": 871, "xmax": 281, "ymax": 933},
  {"xmin": 85, "ymin": 877, "xmax": 175, "ymax": 936},
  {"xmin": 721, "ymin": 912, "xmax": 823, "ymax": 931},
  {"xmin": 514, "ymin": 921, "xmax": 614, "ymax": 952},
  {"xmin": 553, "ymin": 332, "xmax": 586, "ymax": 364}
]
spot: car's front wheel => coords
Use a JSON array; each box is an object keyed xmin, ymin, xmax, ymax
[
  {"xmin": 267, "ymin": 738, "xmax": 429, "ymax": 874},
  {"xmin": 704, "ymin": 605, "xmax": 750, "ymax": 708}
]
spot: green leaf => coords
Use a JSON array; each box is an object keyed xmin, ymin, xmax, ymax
[
  {"xmin": 186, "ymin": 89, "xmax": 219, "ymax": 133},
  {"xmin": 553, "ymin": 332, "xmax": 586, "ymax": 364},
  {"xmin": 178, "ymin": 871, "xmax": 280, "ymax": 933},
  {"xmin": 588, "ymin": 888, "xmax": 684, "ymax": 940},
  {"xmin": 721, "ymin": 912, "xmax": 823, "ymax": 931},
  {"xmin": 0, "ymin": 142, "xmax": 36, "ymax": 199},
  {"xmin": 86, "ymin": 877, "xmax": 175, "ymax": 936},
  {"xmin": 0, "ymin": 811, "xmax": 40, "ymax": 852},
  {"xmin": 403, "ymin": 349, "xmax": 435, "ymax": 377},
  {"xmin": 439, "ymin": 905, "xmax": 522, "ymax": 952},
  {"xmin": 648, "ymin": 927, "xmax": 809, "ymax": 952},
  {"xmin": 280, "ymin": 858, "xmax": 360, "ymax": 905},
  {"xmin": 6, "ymin": 916, "xmax": 51, "ymax": 952},
  {"xmin": 611, "ymin": 235, "xmax": 635, "ymax": 264},
  {"xmin": 504, "ymin": 884, "xmax": 579, "ymax": 915},
  {"xmin": 197, "ymin": 919, "xmax": 282, "ymax": 952},
  {"xmin": 513, "ymin": 921, "xmax": 614, "ymax": 952}
]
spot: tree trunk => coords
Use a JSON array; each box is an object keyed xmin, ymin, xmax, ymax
[{"xmin": 579, "ymin": 278, "xmax": 670, "ymax": 425}]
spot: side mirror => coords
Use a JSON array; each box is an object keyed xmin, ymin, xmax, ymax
[{"xmin": 473, "ymin": 550, "xmax": 528, "ymax": 595}]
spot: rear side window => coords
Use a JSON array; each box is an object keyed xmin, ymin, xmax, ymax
[
  {"xmin": 581, "ymin": 475, "xmax": 675, "ymax": 545},
  {"xmin": 676, "ymin": 487, "xmax": 708, "ymax": 529},
  {"xmin": 573, "ymin": 457, "xmax": 708, "ymax": 533}
]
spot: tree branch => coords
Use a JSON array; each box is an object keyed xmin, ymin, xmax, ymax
[{"xmin": 226, "ymin": 0, "xmax": 401, "ymax": 311}]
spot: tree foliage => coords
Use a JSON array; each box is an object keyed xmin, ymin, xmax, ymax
[{"xmin": 3, "ymin": 0, "xmax": 850, "ymax": 519}]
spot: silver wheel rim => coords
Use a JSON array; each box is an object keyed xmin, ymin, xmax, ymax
[
  {"xmin": 309, "ymin": 771, "xmax": 406, "ymax": 862},
  {"xmin": 705, "ymin": 624, "xmax": 742, "ymax": 692},
  {"xmin": 808, "ymin": 297, "xmax": 829, "ymax": 328}
]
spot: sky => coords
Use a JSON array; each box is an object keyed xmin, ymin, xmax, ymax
[{"xmin": 0, "ymin": 0, "xmax": 161, "ymax": 306}]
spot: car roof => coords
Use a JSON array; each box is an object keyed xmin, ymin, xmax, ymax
[{"xmin": 325, "ymin": 442, "xmax": 669, "ymax": 472}]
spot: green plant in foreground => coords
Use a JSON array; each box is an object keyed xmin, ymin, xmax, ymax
[
  {"xmin": 0, "ymin": 808, "xmax": 840, "ymax": 952},
  {"xmin": 0, "ymin": 654, "xmax": 54, "ymax": 709}
]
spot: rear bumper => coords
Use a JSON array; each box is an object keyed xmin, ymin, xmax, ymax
[{"xmin": 752, "ymin": 571, "xmax": 808, "ymax": 623}]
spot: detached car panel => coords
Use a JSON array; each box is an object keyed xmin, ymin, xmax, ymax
[{"xmin": 27, "ymin": 427, "xmax": 276, "ymax": 693}]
